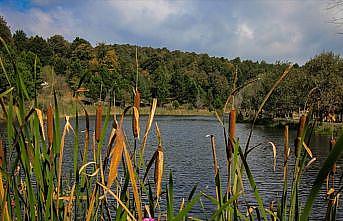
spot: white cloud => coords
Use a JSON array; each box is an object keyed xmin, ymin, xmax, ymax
[
  {"xmin": 1, "ymin": 0, "xmax": 342, "ymax": 63},
  {"xmin": 236, "ymin": 23, "xmax": 254, "ymax": 40},
  {"xmin": 1, "ymin": 6, "xmax": 77, "ymax": 39}
]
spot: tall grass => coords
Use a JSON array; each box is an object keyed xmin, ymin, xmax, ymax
[{"xmin": 0, "ymin": 37, "xmax": 343, "ymax": 220}]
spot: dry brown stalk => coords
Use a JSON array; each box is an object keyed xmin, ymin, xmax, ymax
[
  {"xmin": 95, "ymin": 103, "xmax": 103, "ymax": 142},
  {"xmin": 294, "ymin": 114, "xmax": 307, "ymax": 157}
]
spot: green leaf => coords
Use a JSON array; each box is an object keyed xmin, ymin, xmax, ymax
[
  {"xmin": 238, "ymin": 146, "xmax": 268, "ymax": 220},
  {"xmin": 167, "ymin": 171, "xmax": 174, "ymax": 220},
  {"xmin": 172, "ymin": 194, "xmax": 201, "ymax": 221}
]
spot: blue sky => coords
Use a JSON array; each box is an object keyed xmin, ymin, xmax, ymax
[{"xmin": 1, "ymin": 0, "xmax": 343, "ymax": 64}]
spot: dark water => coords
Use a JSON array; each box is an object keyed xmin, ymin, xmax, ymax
[{"xmin": 1, "ymin": 115, "xmax": 341, "ymax": 220}]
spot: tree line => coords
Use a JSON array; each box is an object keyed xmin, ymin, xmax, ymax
[{"xmin": 0, "ymin": 16, "xmax": 342, "ymax": 121}]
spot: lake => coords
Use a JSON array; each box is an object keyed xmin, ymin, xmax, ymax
[{"xmin": 1, "ymin": 115, "xmax": 341, "ymax": 220}]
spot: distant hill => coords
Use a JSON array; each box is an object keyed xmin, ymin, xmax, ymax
[{"xmin": 0, "ymin": 16, "xmax": 342, "ymax": 121}]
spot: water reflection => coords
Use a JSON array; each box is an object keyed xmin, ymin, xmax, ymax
[{"xmin": 0, "ymin": 115, "xmax": 341, "ymax": 220}]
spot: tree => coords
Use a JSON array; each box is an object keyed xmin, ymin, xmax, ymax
[
  {"xmin": 27, "ymin": 35, "xmax": 53, "ymax": 65},
  {"xmin": 13, "ymin": 30, "xmax": 28, "ymax": 51},
  {"xmin": 47, "ymin": 35, "xmax": 70, "ymax": 57},
  {"xmin": 0, "ymin": 16, "xmax": 12, "ymax": 44}
]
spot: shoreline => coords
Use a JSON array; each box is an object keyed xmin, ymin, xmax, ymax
[{"xmin": 1, "ymin": 106, "xmax": 342, "ymax": 136}]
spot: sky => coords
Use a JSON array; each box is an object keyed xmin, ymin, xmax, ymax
[{"xmin": 0, "ymin": 0, "xmax": 343, "ymax": 64}]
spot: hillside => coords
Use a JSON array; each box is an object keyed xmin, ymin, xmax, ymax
[{"xmin": 0, "ymin": 16, "xmax": 342, "ymax": 122}]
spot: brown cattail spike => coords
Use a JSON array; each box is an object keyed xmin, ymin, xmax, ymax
[
  {"xmin": 132, "ymin": 90, "xmax": 140, "ymax": 139},
  {"xmin": 228, "ymin": 109, "xmax": 236, "ymax": 160},
  {"xmin": 155, "ymin": 145, "xmax": 164, "ymax": 198},
  {"xmin": 47, "ymin": 105, "xmax": 54, "ymax": 146},
  {"xmin": 134, "ymin": 89, "xmax": 140, "ymax": 109},
  {"xmin": 294, "ymin": 114, "xmax": 306, "ymax": 157},
  {"xmin": 154, "ymin": 123, "xmax": 164, "ymax": 198},
  {"xmin": 284, "ymin": 125, "xmax": 289, "ymax": 162},
  {"xmin": 95, "ymin": 103, "xmax": 103, "ymax": 142}
]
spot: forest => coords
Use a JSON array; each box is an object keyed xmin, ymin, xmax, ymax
[{"xmin": 0, "ymin": 16, "xmax": 342, "ymax": 121}]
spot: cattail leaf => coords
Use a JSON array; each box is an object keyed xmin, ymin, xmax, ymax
[
  {"xmin": 56, "ymin": 116, "xmax": 74, "ymax": 214},
  {"xmin": 304, "ymin": 154, "xmax": 316, "ymax": 172},
  {"xmin": 0, "ymin": 87, "xmax": 14, "ymax": 98},
  {"xmin": 238, "ymin": 145, "xmax": 268, "ymax": 220},
  {"xmin": 85, "ymin": 186, "xmax": 97, "ymax": 221},
  {"xmin": 245, "ymin": 65, "xmax": 293, "ymax": 154},
  {"xmin": 302, "ymin": 142, "xmax": 313, "ymax": 158},
  {"xmin": 143, "ymin": 151, "xmax": 157, "ymax": 183},
  {"xmin": 107, "ymin": 128, "xmax": 125, "ymax": 188},
  {"xmin": 141, "ymin": 98, "xmax": 157, "ymax": 158},
  {"xmin": 172, "ymin": 194, "xmax": 200, "ymax": 221},
  {"xmin": 223, "ymin": 77, "xmax": 260, "ymax": 113},
  {"xmin": 167, "ymin": 171, "xmax": 174, "ymax": 219},
  {"xmin": 97, "ymin": 182, "xmax": 137, "ymax": 221},
  {"xmin": 214, "ymin": 111, "xmax": 224, "ymax": 127},
  {"xmin": 35, "ymin": 108, "xmax": 45, "ymax": 141},
  {"xmin": 123, "ymin": 145, "xmax": 142, "ymax": 221},
  {"xmin": 64, "ymin": 184, "xmax": 75, "ymax": 220},
  {"xmin": 187, "ymin": 183, "xmax": 198, "ymax": 202},
  {"xmin": 268, "ymin": 141, "xmax": 277, "ymax": 172},
  {"xmin": 210, "ymin": 193, "xmax": 241, "ymax": 220},
  {"xmin": 0, "ymin": 171, "xmax": 10, "ymax": 221},
  {"xmin": 327, "ymin": 188, "xmax": 335, "ymax": 195}
]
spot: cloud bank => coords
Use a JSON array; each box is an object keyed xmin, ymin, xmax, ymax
[{"xmin": 0, "ymin": 0, "xmax": 342, "ymax": 64}]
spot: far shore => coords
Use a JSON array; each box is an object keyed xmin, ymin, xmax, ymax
[{"xmin": 1, "ymin": 105, "xmax": 342, "ymax": 136}]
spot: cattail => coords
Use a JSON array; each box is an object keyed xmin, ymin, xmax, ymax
[
  {"xmin": 132, "ymin": 90, "xmax": 140, "ymax": 139},
  {"xmin": 294, "ymin": 114, "xmax": 306, "ymax": 157},
  {"xmin": 284, "ymin": 125, "xmax": 289, "ymax": 162},
  {"xmin": 154, "ymin": 145, "xmax": 164, "ymax": 198},
  {"xmin": 132, "ymin": 107, "xmax": 140, "ymax": 139},
  {"xmin": 134, "ymin": 89, "xmax": 141, "ymax": 109},
  {"xmin": 154, "ymin": 123, "xmax": 164, "ymax": 198},
  {"xmin": 47, "ymin": 105, "xmax": 54, "ymax": 146},
  {"xmin": 95, "ymin": 103, "xmax": 103, "ymax": 142},
  {"xmin": 0, "ymin": 139, "xmax": 3, "ymax": 168},
  {"xmin": 228, "ymin": 109, "xmax": 236, "ymax": 159}
]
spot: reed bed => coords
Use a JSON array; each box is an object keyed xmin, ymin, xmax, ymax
[{"xmin": 0, "ymin": 36, "xmax": 343, "ymax": 221}]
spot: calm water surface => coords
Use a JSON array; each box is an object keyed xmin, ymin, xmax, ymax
[{"xmin": 1, "ymin": 115, "xmax": 341, "ymax": 220}]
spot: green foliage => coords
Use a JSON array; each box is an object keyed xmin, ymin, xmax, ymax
[
  {"xmin": 0, "ymin": 16, "xmax": 342, "ymax": 119},
  {"xmin": 27, "ymin": 35, "xmax": 53, "ymax": 65},
  {"xmin": 0, "ymin": 16, "xmax": 12, "ymax": 44},
  {"xmin": 13, "ymin": 30, "xmax": 28, "ymax": 51}
]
